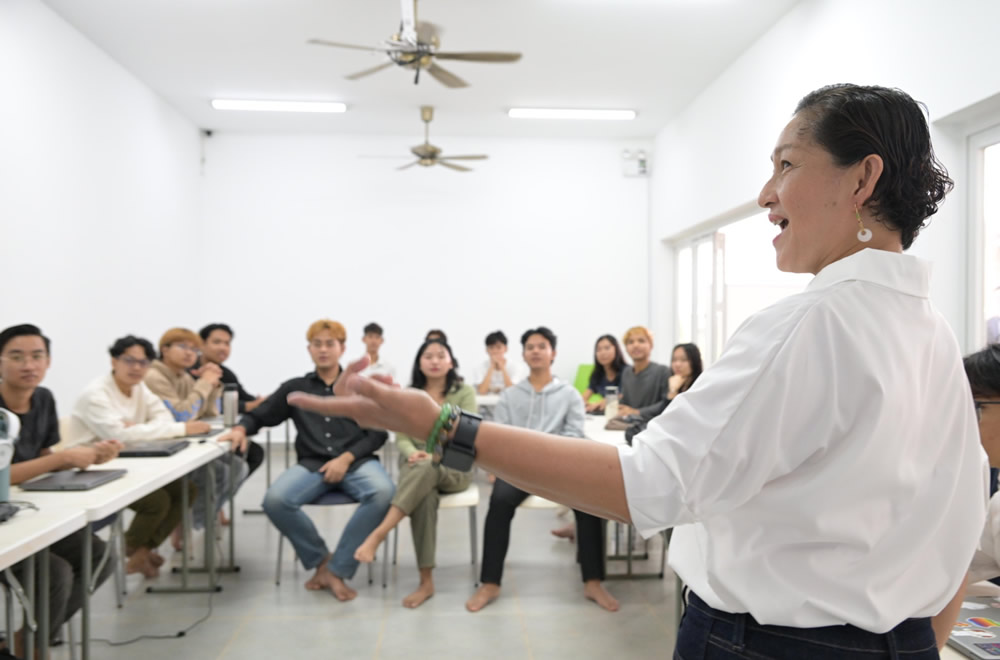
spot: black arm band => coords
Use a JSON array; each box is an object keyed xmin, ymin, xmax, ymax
[{"xmin": 440, "ymin": 409, "xmax": 481, "ymax": 472}]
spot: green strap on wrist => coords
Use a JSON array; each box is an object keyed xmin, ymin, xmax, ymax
[{"xmin": 426, "ymin": 403, "xmax": 452, "ymax": 455}]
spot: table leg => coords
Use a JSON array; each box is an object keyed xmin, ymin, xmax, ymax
[
  {"xmin": 25, "ymin": 555, "xmax": 35, "ymax": 660},
  {"xmin": 81, "ymin": 521, "xmax": 92, "ymax": 660},
  {"xmin": 38, "ymin": 547, "xmax": 49, "ymax": 660}
]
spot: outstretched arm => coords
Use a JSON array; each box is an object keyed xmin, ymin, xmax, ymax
[{"xmin": 289, "ymin": 358, "xmax": 630, "ymax": 523}]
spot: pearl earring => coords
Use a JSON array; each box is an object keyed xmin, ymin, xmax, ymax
[{"xmin": 856, "ymin": 204, "xmax": 872, "ymax": 243}]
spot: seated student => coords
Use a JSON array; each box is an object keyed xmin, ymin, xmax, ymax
[
  {"xmin": 197, "ymin": 323, "xmax": 266, "ymax": 476},
  {"xmin": 466, "ymin": 327, "xmax": 619, "ymax": 614},
  {"xmin": 66, "ymin": 335, "xmax": 207, "ymax": 577},
  {"xmin": 929, "ymin": 345, "xmax": 1000, "ymax": 647},
  {"xmin": 219, "ymin": 320, "xmax": 393, "ymax": 601},
  {"xmin": 145, "ymin": 327, "xmax": 247, "ymax": 533},
  {"xmin": 473, "ymin": 331, "xmax": 527, "ymax": 395},
  {"xmin": 636, "ymin": 342, "xmax": 705, "ymax": 424},
  {"xmin": 581, "ymin": 334, "xmax": 626, "ymax": 413},
  {"xmin": 617, "ymin": 326, "xmax": 671, "ymax": 418},
  {"xmin": 353, "ymin": 338, "xmax": 476, "ymax": 608},
  {"xmin": 359, "ymin": 322, "xmax": 395, "ymax": 380},
  {"xmin": 198, "ymin": 323, "xmax": 267, "ymax": 413},
  {"xmin": 0, "ymin": 324, "xmax": 116, "ymax": 653}
]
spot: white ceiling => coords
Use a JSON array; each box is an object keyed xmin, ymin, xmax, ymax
[{"xmin": 42, "ymin": 0, "xmax": 797, "ymax": 139}]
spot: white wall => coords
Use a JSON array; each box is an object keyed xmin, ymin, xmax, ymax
[
  {"xmin": 200, "ymin": 134, "xmax": 649, "ymax": 392},
  {"xmin": 648, "ymin": 0, "xmax": 1000, "ymax": 356},
  {"xmin": 0, "ymin": 0, "xmax": 203, "ymax": 407}
]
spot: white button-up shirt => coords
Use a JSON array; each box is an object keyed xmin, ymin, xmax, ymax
[{"xmin": 618, "ymin": 248, "xmax": 988, "ymax": 632}]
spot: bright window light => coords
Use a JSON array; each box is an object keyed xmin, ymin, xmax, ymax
[
  {"xmin": 211, "ymin": 99, "xmax": 347, "ymax": 113},
  {"xmin": 508, "ymin": 108, "xmax": 636, "ymax": 121}
]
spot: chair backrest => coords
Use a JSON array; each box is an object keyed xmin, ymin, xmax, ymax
[{"xmin": 573, "ymin": 364, "xmax": 594, "ymax": 396}]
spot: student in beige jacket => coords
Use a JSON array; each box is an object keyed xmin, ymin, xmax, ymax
[{"xmin": 145, "ymin": 327, "xmax": 247, "ymax": 532}]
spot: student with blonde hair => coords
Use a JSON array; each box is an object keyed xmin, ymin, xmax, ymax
[
  {"xmin": 617, "ymin": 326, "xmax": 670, "ymax": 418},
  {"xmin": 219, "ymin": 320, "xmax": 393, "ymax": 601}
]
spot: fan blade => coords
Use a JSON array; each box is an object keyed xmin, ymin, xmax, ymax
[
  {"xmin": 439, "ymin": 155, "xmax": 488, "ymax": 161},
  {"xmin": 307, "ymin": 38, "xmax": 407, "ymax": 53},
  {"xmin": 425, "ymin": 62, "xmax": 468, "ymax": 88},
  {"xmin": 434, "ymin": 52, "xmax": 522, "ymax": 63},
  {"xmin": 397, "ymin": 161, "xmax": 421, "ymax": 170},
  {"xmin": 438, "ymin": 160, "xmax": 472, "ymax": 172},
  {"xmin": 345, "ymin": 61, "xmax": 395, "ymax": 80}
]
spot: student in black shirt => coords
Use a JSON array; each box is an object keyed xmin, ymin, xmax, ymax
[
  {"xmin": 218, "ymin": 319, "xmax": 393, "ymax": 602},
  {"xmin": 0, "ymin": 324, "xmax": 115, "ymax": 652}
]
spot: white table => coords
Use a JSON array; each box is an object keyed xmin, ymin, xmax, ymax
[
  {"xmin": 0, "ymin": 505, "xmax": 86, "ymax": 659},
  {"xmin": 15, "ymin": 434, "xmax": 230, "ymax": 660},
  {"xmin": 477, "ymin": 393, "xmax": 501, "ymax": 409},
  {"xmin": 583, "ymin": 415, "xmax": 628, "ymax": 447}
]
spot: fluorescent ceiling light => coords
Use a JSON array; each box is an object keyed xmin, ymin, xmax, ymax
[
  {"xmin": 508, "ymin": 108, "xmax": 636, "ymax": 121},
  {"xmin": 211, "ymin": 99, "xmax": 346, "ymax": 113}
]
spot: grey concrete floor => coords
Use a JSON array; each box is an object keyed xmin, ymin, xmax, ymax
[{"xmin": 63, "ymin": 446, "xmax": 680, "ymax": 659}]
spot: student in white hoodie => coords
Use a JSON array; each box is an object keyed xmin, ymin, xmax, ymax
[
  {"xmin": 465, "ymin": 327, "xmax": 619, "ymax": 613},
  {"xmin": 67, "ymin": 335, "xmax": 209, "ymax": 577}
]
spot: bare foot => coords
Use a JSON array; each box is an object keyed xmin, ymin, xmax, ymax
[
  {"xmin": 149, "ymin": 550, "xmax": 165, "ymax": 567},
  {"xmin": 305, "ymin": 553, "xmax": 332, "ymax": 590},
  {"xmin": 551, "ymin": 523, "xmax": 576, "ymax": 542},
  {"xmin": 583, "ymin": 581, "xmax": 619, "ymax": 612},
  {"xmin": 353, "ymin": 531, "xmax": 386, "ymax": 563},
  {"xmin": 171, "ymin": 525, "xmax": 184, "ymax": 551},
  {"xmin": 312, "ymin": 564, "xmax": 357, "ymax": 601},
  {"xmin": 126, "ymin": 548, "xmax": 159, "ymax": 578},
  {"xmin": 218, "ymin": 510, "xmax": 230, "ymax": 526},
  {"xmin": 466, "ymin": 583, "xmax": 501, "ymax": 612},
  {"xmin": 402, "ymin": 581, "xmax": 435, "ymax": 609}
]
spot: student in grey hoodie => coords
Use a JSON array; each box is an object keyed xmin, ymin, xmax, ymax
[{"xmin": 465, "ymin": 327, "xmax": 620, "ymax": 614}]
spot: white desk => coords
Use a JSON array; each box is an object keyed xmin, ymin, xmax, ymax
[
  {"xmin": 583, "ymin": 415, "xmax": 627, "ymax": 446},
  {"xmin": 477, "ymin": 393, "xmax": 501, "ymax": 409},
  {"xmin": 15, "ymin": 434, "xmax": 231, "ymax": 660},
  {"xmin": 0, "ymin": 506, "xmax": 86, "ymax": 572}
]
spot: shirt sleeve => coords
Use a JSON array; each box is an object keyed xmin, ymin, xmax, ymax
[
  {"xmin": 635, "ymin": 367, "xmax": 671, "ymax": 419},
  {"xmin": 345, "ymin": 427, "xmax": 388, "ymax": 461},
  {"xmin": 145, "ymin": 370, "xmax": 214, "ymax": 422},
  {"xmin": 75, "ymin": 387, "xmax": 185, "ymax": 442},
  {"xmin": 455, "ymin": 385, "xmax": 477, "ymax": 413},
  {"xmin": 494, "ymin": 391, "xmax": 512, "ymax": 426},
  {"xmin": 395, "ymin": 432, "xmax": 419, "ymax": 458},
  {"xmin": 560, "ymin": 393, "xmax": 585, "ymax": 438},
  {"xmin": 42, "ymin": 391, "xmax": 60, "ymax": 450},
  {"xmin": 970, "ymin": 493, "xmax": 1000, "ymax": 583},
  {"xmin": 618, "ymin": 300, "xmax": 843, "ymax": 537},
  {"xmin": 239, "ymin": 381, "xmax": 292, "ymax": 437}
]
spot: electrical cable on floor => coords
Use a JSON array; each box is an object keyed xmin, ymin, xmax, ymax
[{"xmin": 87, "ymin": 591, "xmax": 215, "ymax": 647}]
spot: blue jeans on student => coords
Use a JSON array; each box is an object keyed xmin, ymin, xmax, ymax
[
  {"xmin": 262, "ymin": 460, "xmax": 394, "ymax": 580},
  {"xmin": 675, "ymin": 592, "xmax": 939, "ymax": 660}
]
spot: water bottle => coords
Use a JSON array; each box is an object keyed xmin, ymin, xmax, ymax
[
  {"xmin": 604, "ymin": 386, "xmax": 619, "ymax": 418},
  {"xmin": 0, "ymin": 408, "xmax": 20, "ymax": 502},
  {"xmin": 223, "ymin": 384, "xmax": 239, "ymax": 428}
]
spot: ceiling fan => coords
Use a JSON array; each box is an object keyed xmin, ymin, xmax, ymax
[
  {"xmin": 308, "ymin": 0, "xmax": 521, "ymax": 88},
  {"xmin": 397, "ymin": 106, "xmax": 487, "ymax": 172}
]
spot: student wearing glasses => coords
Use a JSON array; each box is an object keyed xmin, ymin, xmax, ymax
[
  {"xmin": 67, "ymin": 335, "xmax": 208, "ymax": 577},
  {"xmin": 145, "ymin": 327, "xmax": 247, "ymax": 535}
]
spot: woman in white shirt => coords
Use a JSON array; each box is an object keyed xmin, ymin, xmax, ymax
[
  {"xmin": 288, "ymin": 84, "xmax": 985, "ymax": 658},
  {"xmin": 69, "ymin": 336, "xmax": 210, "ymax": 577}
]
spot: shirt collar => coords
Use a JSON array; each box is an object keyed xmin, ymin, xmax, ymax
[{"xmin": 807, "ymin": 248, "xmax": 930, "ymax": 299}]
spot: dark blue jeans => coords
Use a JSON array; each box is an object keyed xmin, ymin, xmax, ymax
[{"xmin": 674, "ymin": 592, "xmax": 939, "ymax": 659}]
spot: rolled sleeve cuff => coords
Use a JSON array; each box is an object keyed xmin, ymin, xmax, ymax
[{"xmin": 617, "ymin": 442, "xmax": 694, "ymax": 539}]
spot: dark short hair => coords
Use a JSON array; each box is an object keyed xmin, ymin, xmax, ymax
[
  {"xmin": 411, "ymin": 338, "xmax": 462, "ymax": 396},
  {"xmin": 485, "ymin": 331, "xmax": 507, "ymax": 347},
  {"xmin": 199, "ymin": 323, "xmax": 234, "ymax": 342},
  {"xmin": 794, "ymin": 84, "xmax": 953, "ymax": 250},
  {"xmin": 964, "ymin": 345, "xmax": 1000, "ymax": 398},
  {"xmin": 109, "ymin": 335, "xmax": 156, "ymax": 361},
  {"xmin": 364, "ymin": 323, "xmax": 383, "ymax": 336},
  {"xmin": 520, "ymin": 326, "xmax": 557, "ymax": 351},
  {"xmin": 425, "ymin": 329, "xmax": 448, "ymax": 343},
  {"xmin": 0, "ymin": 324, "xmax": 50, "ymax": 355}
]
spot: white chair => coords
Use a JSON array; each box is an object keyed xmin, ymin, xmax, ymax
[{"xmin": 391, "ymin": 483, "xmax": 480, "ymax": 585}]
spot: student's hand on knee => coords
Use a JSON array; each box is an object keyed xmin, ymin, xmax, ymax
[
  {"xmin": 320, "ymin": 455, "xmax": 351, "ymax": 483},
  {"xmin": 408, "ymin": 451, "xmax": 431, "ymax": 464}
]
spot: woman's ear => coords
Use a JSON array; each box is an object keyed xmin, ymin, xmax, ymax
[{"xmin": 853, "ymin": 154, "xmax": 884, "ymax": 206}]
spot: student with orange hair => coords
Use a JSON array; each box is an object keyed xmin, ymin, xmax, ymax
[
  {"xmin": 617, "ymin": 326, "xmax": 671, "ymax": 418},
  {"xmin": 146, "ymin": 327, "xmax": 248, "ymax": 535},
  {"xmin": 219, "ymin": 320, "xmax": 393, "ymax": 601}
]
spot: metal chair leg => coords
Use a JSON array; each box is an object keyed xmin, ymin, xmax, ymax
[
  {"xmin": 67, "ymin": 618, "xmax": 78, "ymax": 660},
  {"xmin": 275, "ymin": 536, "xmax": 283, "ymax": 586},
  {"xmin": 392, "ymin": 525, "xmax": 398, "ymax": 565},
  {"xmin": 470, "ymin": 506, "xmax": 479, "ymax": 586}
]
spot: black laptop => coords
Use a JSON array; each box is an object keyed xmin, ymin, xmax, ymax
[
  {"xmin": 118, "ymin": 439, "xmax": 190, "ymax": 457},
  {"xmin": 21, "ymin": 469, "xmax": 127, "ymax": 491}
]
